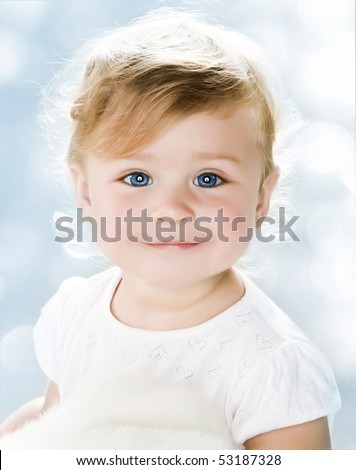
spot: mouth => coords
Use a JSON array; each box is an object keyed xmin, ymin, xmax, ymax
[{"xmin": 144, "ymin": 242, "xmax": 201, "ymax": 249}]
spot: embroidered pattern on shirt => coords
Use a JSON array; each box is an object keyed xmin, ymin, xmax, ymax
[
  {"xmin": 206, "ymin": 365, "xmax": 223, "ymax": 381},
  {"xmin": 234, "ymin": 311, "xmax": 251, "ymax": 325},
  {"xmin": 176, "ymin": 365, "xmax": 194, "ymax": 380},
  {"xmin": 187, "ymin": 338, "xmax": 208, "ymax": 353},
  {"xmin": 148, "ymin": 345, "xmax": 168, "ymax": 361},
  {"xmin": 255, "ymin": 333, "xmax": 274, "ymax": 351},
  {"xmin": 220, "ymin": 337, "xmax": 236, "ymax": 351},
  {"xmin": 121, "ymin": 350, "xmax": 138, "ymax": 365}
]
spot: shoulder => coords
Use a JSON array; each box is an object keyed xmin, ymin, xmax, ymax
[
  {"xmin": 46, "ymin": 265, "xmax": 120, "ymax": 311},
  {"xmin": 235, "ymin": 272, "xmax": 338, "ymax": 381},
  {"xmin": 226, "ymin": 271, "xmax": 341, "ymax": 446},
  {"xmin": 216, "ymin": 269, "xmax": 326, "ymax": 379},
  {"xmin": 235, "ymin": 270, "xmax": 341, "ymax": 399},
  {"xmin": 32, "ymin": 265, "xmax": 121, "ymax": 383},
  {"xmin": 232, "ymin": 270, "xmax": 312, "ymax": 357},
  {"xmin": 34, "ymin": 265, "xmax": 121, "ymax": 333},
  {"xmin": 63, "ymin": 264, "xmax": 120, "ymax": 297},
  {"xmin": 65, "ymin": 265, "xmax": 121, "ymax": 304}
]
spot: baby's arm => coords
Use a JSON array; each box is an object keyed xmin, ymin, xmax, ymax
[
  {"xmin": 244, "ymin": 416, "xmax": 331, "ymax": 450},
  {"xmin": 0, "ymin": 380, "xmax": 59, "ymax": 438}
]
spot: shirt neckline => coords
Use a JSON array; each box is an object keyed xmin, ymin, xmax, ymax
[{"xmin": 103, "ymin": 266, "xmax": 255, "ymax": 339}]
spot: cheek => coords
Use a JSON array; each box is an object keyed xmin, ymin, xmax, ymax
[
  {"xmin": 88, "ymin": 190, "xmax": 125, "ymax": 241},
  {"xmin": 209, "ymin": 199, "xmax": 257, "ymax": 267},
  {"xmin": 203, "ymin": 194, "xmax": 257, "ymax": 239},
  {"xmin": 91, "ymin": 186, "xmax": 139, "ymax": 218}
]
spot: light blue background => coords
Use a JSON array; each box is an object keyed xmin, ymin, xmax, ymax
[{"xmin": 0, "ymin": 0, "xmax": 355, "ymax": 449}]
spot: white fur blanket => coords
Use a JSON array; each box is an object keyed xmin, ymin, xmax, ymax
[{"xmin": 0, "ymin": 375, "xmax": 238, "ymax": 449}]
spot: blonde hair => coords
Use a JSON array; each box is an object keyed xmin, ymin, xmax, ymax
[{"xmin": 66, "ymin": 8, "xmax": 280, "ymax": 184}]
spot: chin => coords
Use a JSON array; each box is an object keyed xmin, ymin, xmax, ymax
[{"xmin": 128, "ymin": 266, "xmax": 210, "ymax": 289}]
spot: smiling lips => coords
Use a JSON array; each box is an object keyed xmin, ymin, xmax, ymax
[{"xmin": 145, "ymin": 242, "xmax": 200, "ymax": 248}]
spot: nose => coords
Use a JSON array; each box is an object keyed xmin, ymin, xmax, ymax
[{"xmin": 150, "ymin": 189, "xmax": 197, "ymax": 224}]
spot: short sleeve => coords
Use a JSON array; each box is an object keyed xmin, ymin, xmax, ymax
[
  {"xmin": 33, "ymin": 276, "xmax": 84, "ymax": 384},
  {"xmin": 227, "ymin": 340, "xmax": 342, "ymax": 446}
]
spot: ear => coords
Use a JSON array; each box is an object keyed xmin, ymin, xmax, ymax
[
  {"xmin": 69, "ymin": 163, "xmax": 92, "ymax": 215},
  {"xmin": 255, "ymin": 166, "xmax": 280, "ymax": 220}
]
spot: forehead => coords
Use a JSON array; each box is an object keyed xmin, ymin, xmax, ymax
[
  {"xmin": 126, "ymin": 107, "xmax": 260, "ymax": 163},
  {"xmin": 84, "ymin": 105, "xmax": 263, "ymax": 179}
]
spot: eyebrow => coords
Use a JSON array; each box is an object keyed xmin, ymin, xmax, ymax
[
  {"xmin": 117, "ymin": 151, "xmax": 240, "ymax": 165},
  {"xmin": 193, "ymin": 151, "xmax": 240, "ymax": 165}
]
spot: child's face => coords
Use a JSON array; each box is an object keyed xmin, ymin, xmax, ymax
[{"xmin": 71, "ymin": 107, "xmax": 278, "ymax": 287}]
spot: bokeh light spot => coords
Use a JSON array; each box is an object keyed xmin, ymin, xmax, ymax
[{"xmin": 0, "ymin": 325, "xmax": 38, "ymax": 375}]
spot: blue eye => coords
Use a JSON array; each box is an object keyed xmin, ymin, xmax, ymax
[
  {"xmin": 122, "ymin": 172, "xmax": 152, "ymax": 186},
  {"xmin": 194, "ymin": 173, "xmax": 223, "ymax": 188}
]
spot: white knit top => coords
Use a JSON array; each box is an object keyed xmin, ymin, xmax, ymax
[{"xmin": 33, "ymin": 266, "xmax": 341, "ymax": 447}]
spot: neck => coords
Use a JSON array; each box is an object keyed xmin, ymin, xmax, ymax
[{"xmin": 110, "ymin": 267, "xmax": 245, "ymax": 331}]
